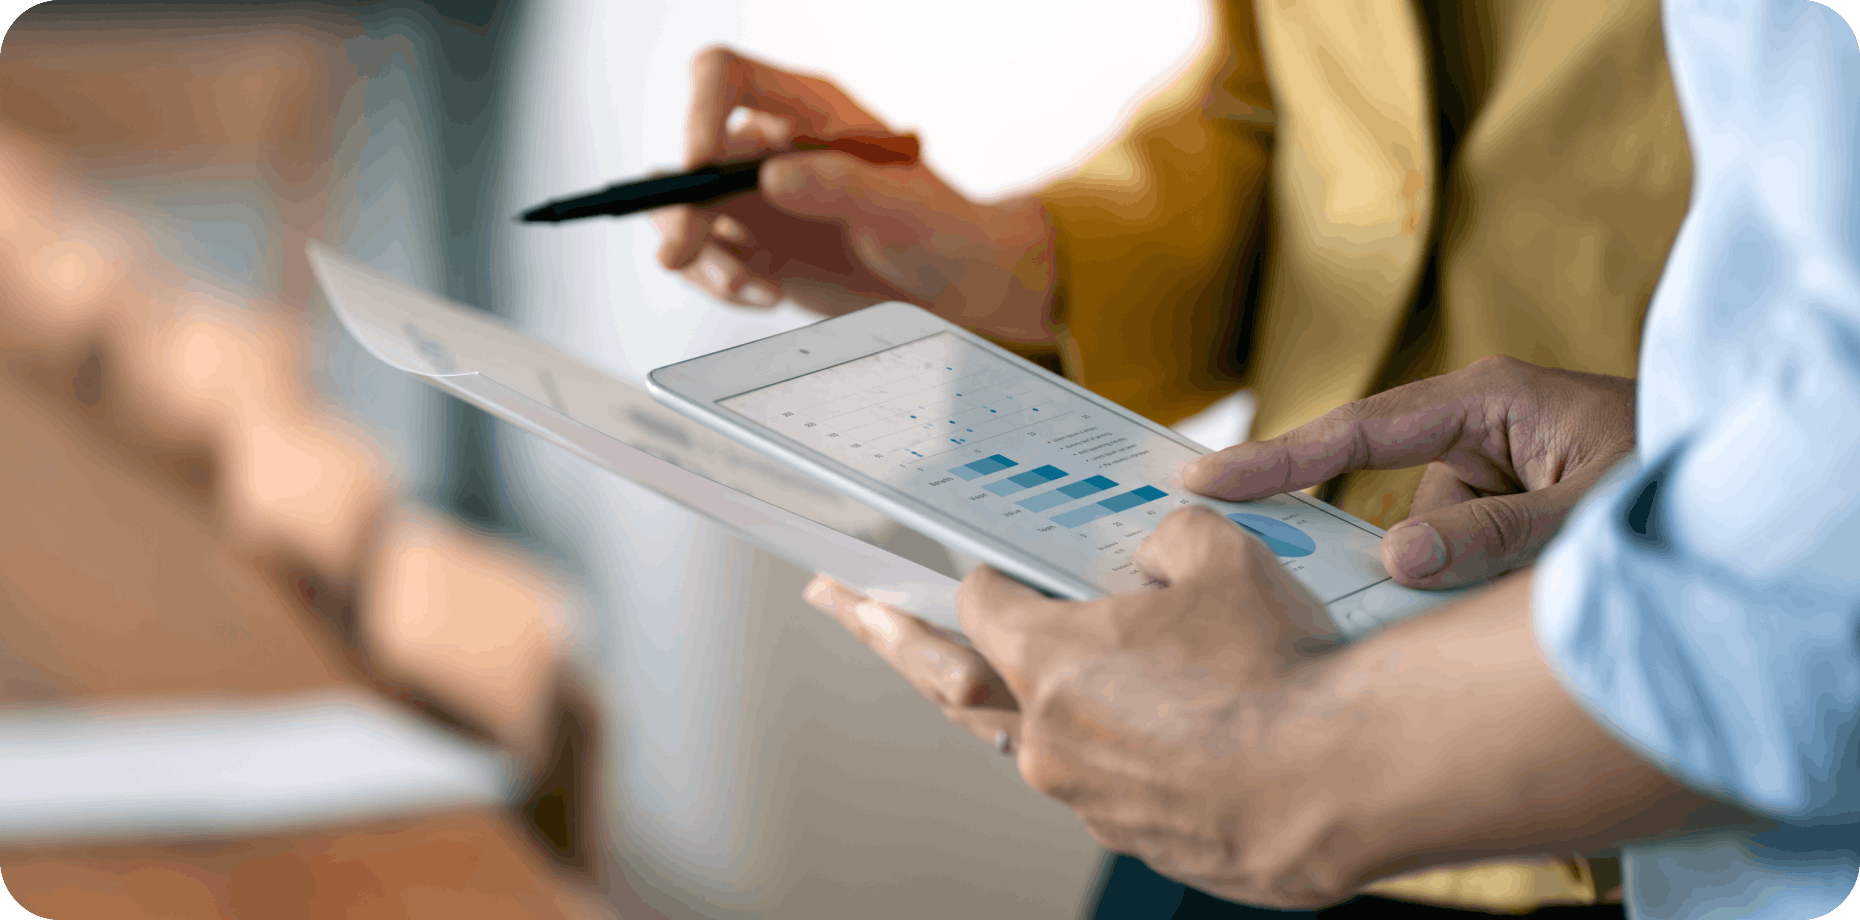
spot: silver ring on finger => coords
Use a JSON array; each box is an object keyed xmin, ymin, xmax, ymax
[{"xmin": 995, "ymin": 730, "xmax": 1013, "ymax": 756}]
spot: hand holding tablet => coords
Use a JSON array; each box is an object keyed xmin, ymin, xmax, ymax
[
  {"xmin": 687, "ymin": 309, "xmax": 1631, "ymax": 769},
  {"xmin": 648, "ymin": 302, "xmax": 1476, "ymax": 639}
]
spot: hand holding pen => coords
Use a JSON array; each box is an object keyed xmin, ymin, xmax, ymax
[
  {"xmin": 524, "ymin": 46, "xmax": 1058, "ymax": 343},
  {"xmin": 519, "ymin": 133, "xmax": 922, "ymax": 222}
]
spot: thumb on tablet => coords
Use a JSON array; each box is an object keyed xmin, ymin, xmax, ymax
[{"xmin": 1382, "ymin": 479, "xmax": 1588, "ymax": 588}]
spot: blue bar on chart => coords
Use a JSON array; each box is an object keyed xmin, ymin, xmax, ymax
[
  {"xmin": 1017, "ymin": 474, "xmax": 1117, "ymax": 511},
  {"xmin": 1099, "ymin": 485, "xmax": 1168, "ymax": 513},
  {"xmin": 1017, "ymin": 475, "xmax": 1117, "ymax": 511},
  {"xmin": 984, "ymin": 464, "xmax": 1068, "ymax": 496},
  {"xmin": 950, "ymin": 454, "xmax": 1018, "ymax": 480},
  {"xmin": 1052, "ymin": 485, "xmax": 1169, "ymax": 528}
]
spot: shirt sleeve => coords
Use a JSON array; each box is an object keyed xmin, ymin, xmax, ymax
[
  {"xmin": 1532, "ymin": 306, "xmax": 1860, "ymax": 918},
  {"xmin": 1532, "ymin": 307, "xmax": 1860, "ymax": 825},
  {"xmin": 1535, "ymin": 0, "xmax": 1860, "ymax": 829},
  {"xmin": 1527, "ymin": 1, "xmax": 1860, "ymax": 915}
]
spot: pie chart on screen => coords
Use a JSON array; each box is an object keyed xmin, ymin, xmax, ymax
[{"xmin": 1227, "ymin": 513, "xmax": 1317, "ymax": 558}]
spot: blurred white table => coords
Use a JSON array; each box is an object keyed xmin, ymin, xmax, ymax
[{"xmin": 0, "ymin": 689, "xmax": 518, "ymax": 851}]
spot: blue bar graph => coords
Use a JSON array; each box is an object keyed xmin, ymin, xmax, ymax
[
  {"xmin": 1057, "ymin": 475, "xmax": 1118, "ymax": 500},
  {"xmin": 984, "ymin": 465, "xmax": 1068, "ymax": 496},
  {"xmin": 1098, "ymin": 485, "xmax": 1168, "ymax": 513},
  {"xmin": 1017, "ymin": 474, "xmax": 1117, "ymax": 511},
  {"xmin": 950, "ymin": 454, "xmax": 1018, "ymax": 480},
  {"xmin": 1052, "ymin": 504, "xmax": 1117, "ymax": 528},
  {"xmin": 1052, "ymin": 485, "xmax": 1169, "ymax": 528}
]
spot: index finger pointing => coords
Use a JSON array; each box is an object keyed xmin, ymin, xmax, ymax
[{"xmin": 1181, "ymin": 372, "xmax": 1496, "ymax": 501}]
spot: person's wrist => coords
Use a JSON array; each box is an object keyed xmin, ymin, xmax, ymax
[
  {"xmin": 1292, "ymin": 574, "xmax": 1707, "ymax": 886},
  {"xmin": 1250, "ymin": 643, "xmax": 1401, "ymax": 901},
  {"xmin": 1245, "ymin": 581, "xmax": 1551, "ymax": 898}
]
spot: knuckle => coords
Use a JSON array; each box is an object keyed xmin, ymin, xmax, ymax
[
  {"xmin": 1466, "ymin": 354, "xmax": 1534, "ymax": 392},
  {"xmin": 954, "ymin": 571, "xmax": 991, "ymax": 617},
  {"xmin": 1466, "ymin": 499, "xmax": 1531, "ymax": 560},
  {"xmin": 1018, "ymin": 685, "xmax": 1089, "ymax": 799},
  {"xmin": 1082, "ymin": 820, "xmax": 1125, "ymax": 853},
  {"xmin": 1468, "ymin": 353, "xmax": 1526, "ymax": 374},
  {"xmin": 808, "ymin": 153, "xmax": 853, "ymax": 187},
  {"xmin": 1321, "ymin": 403, "xmax": 1376, "ymax": 468},
  {"xmin": 1016, "ymin": 738, "xmax": 1077, "ymax": 802},
  {"xmin": 1328, "ymin": 399, "xmax": 1372, "ymax": 427},
  {"xmin": 938, "ymin": 660, "xmax": 987, "ymax": 706}
]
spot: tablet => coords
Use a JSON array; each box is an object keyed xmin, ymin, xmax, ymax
[{"xmin": 649, "ymin": 303, "xmax": 1470, "ymax": 637}]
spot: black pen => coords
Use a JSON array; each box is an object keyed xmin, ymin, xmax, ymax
[{"xmin": 519, "ymin": 134, "xmax": 921, "ymax": 223}]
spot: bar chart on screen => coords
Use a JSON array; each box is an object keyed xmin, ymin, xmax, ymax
[
  {"xmin": 721, "ymin": 331, "xmax": 1388, "ymax": 600},
  {"xmin": 951, "ymin": 455, "xmax": 1171, "ymax": 526}
]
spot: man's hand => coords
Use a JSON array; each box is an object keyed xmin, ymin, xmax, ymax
[
  {"xmin": 1182, "ymin": 355, "xmax": 1635, "ymax": 588},
  {"xmin": 806, "ymin": 510, "xmax": 1725, "ymax": 909},
  {"xmin": 652, "ymin": 46, "xmax": 1058, "ymax": 344},
  {"xmin": 956, "ymin": 506, "xmax": 1374, "ymax": 907},
  {"xmin": 809, "ymin": 507, "xmax": 1371, "ymax": 908}
]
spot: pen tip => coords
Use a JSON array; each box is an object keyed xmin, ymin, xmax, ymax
[{"xmin": 518, "ymin": 206, "xmax": 558, "ymax": 223}]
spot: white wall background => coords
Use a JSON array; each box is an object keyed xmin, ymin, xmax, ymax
[{"xmin": 485, "ymin": 2, "xmax": 1208, "ymax": 918}]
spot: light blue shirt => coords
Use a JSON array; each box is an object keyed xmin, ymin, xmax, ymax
[{"xmin": 1533, "ymin": 1, "xmax": 1860, "ymax": 917}]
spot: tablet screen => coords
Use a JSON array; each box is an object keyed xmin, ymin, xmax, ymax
[{"xmin": 719, "ymin": 332, "xmax": 1388, "ymax": 602}]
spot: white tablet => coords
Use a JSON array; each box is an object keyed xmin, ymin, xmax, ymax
[{"xmin": 649, "ymin": 303, "xmax": 1471, "ymax": 637}]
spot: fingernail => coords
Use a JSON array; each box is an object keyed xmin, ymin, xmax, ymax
[
  {"xmin": 803, "ymin": 576, "xmax": 837, "ymax": 608},
  {"xmin": 762, "ymin": 161, "xmax": 805, "ymax": 197},
  {"xmin": 739, "ymin": 280, "xmax": 778, "ymax": 306},
  {"xmin": 712, "ymin": 215, "xmax": 749, "ymax": 242},
  {"xmin": 700, "ymin": 258, "xmax": 730, "ymax": 292},
  {"xmin": 1389, "ymin": 522, "xmax": 1449, "ymax": 578},
  {"xmin": 852, "ymin": 600, "xmax": 900, "ymax": 643}
]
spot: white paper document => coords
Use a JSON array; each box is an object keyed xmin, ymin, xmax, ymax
[{"xmin": 308, "ymin": 243, "xmax": 961, "ymax": 630}]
